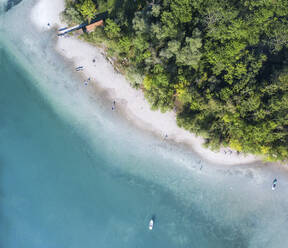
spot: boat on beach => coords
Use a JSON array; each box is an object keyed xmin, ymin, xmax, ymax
[{"xmin": 75, "ymin": 66, "xmax": 83, "ymax": 71}]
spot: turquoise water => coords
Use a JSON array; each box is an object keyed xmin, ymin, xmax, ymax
[
  {"xmin": 1, "ymin": 1, "xmax": 288, "ymax": 247},
  {"xmin": 0, "ymin": 45, "xmax": 245, "ymax": 248},
  {"xmin": 0, "ymin": 43, "xmax": 236, "ymax": 248}
]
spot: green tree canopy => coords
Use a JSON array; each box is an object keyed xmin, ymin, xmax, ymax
[
  {"xmin": 63, "ymin": 0, "xmax": 288, "ymax": 162},
  {"xmin": 78, "ymin": 0, "xmax": 97, "ymax": 23},
  {"xmin": 104, "ymin": 18, "xmax": 121, "ymax": 39}
]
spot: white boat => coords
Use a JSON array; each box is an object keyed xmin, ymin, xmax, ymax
[
  {"xmin": 272, "ymin": 178, "xmax": 277, "ymax": 190},
  {"xmin": 149, "ymin": 219, "xmax": 154, "ymax": 230}
]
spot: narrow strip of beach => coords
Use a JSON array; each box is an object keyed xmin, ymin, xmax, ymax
[{"xmin": 31, "ymin": 0, "xmax": 261, "ymax": 166}]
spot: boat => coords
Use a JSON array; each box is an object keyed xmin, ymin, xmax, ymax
[
  {"xmin": 58, "ymin": 27, "xmax": 68, "ymax": 31},
  {"xmin": 149, "ymin": 219, "xmax": 154, "ymax": 230},
  {"xmin": 272, "ymin": 178, "xmax": 277, "ymax": 190}
]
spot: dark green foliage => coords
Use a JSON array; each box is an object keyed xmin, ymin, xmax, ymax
[
  {"xmin": 62, "ymin": 0, "xmax": 84, "ymax": 24},
  {"xmin": 104, "ymin": 18, "xmax": 121, "ymax": 39},
  {"xmin": 77, "ymin": 0, "xmax": 97, "ymax": 23},
  {"xmin": 63, "ymin": 0, "xmax": 288, "ymax": 162}
]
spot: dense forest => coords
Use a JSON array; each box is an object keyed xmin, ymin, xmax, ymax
[{"xmin": 63, "ymin": 0, "xmax": 288, "ymax": 162}]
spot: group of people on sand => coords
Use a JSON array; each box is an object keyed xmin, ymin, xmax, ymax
[{"xmin": 224, "ymin": 149, "xmax": 233, "ymax": 155}]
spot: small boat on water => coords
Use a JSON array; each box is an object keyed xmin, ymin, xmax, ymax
[
  {"xmin": 272, "ymin": 178, "xmax": 277, "ymax": 190},
  {"xmin": 149, "ymin": 219, "xmax": 154, "ymax": 230}
]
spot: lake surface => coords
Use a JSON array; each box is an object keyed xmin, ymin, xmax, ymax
[
  {"xmin": 1, "ymin": 1, "xmax": 288, "ymax": 247},
  {"xmin": 0, "ymin": 40, "xmax": 238, "ymax": 248}
]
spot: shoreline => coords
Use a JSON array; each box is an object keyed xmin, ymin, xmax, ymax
[{"xmin": 31, "ymin": 0, "xmax": 266, "ymax": 166}]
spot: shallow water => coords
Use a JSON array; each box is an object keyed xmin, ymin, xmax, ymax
[
  {"xmin": 1, "ymin": 1, "xmax": 288, "ymax": 247},
  {"xmin": 0, "ymin": 42, "xmax": 243, "ymax": 248}
]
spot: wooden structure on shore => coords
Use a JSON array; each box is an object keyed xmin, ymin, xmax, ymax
[
  {"xmin": 84, "ymin": 20, "xmax": 104, "ymax": 33},
  {"xmin": 58, "ymin": 11, "xmax": 108, "ymax": 36}
]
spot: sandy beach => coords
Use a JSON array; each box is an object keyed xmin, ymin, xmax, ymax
[{"xmin": 30, "ymin": 0, "xmax": 261, "ymax": 165}]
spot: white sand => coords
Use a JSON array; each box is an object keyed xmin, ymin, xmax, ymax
[
  {"xmin": 31, "ymin": 0, "xmax": 260, "ymax": 165},
  {"xmin": 30, "ymin": 0, "xmax": 64, "ymax": 31}
]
